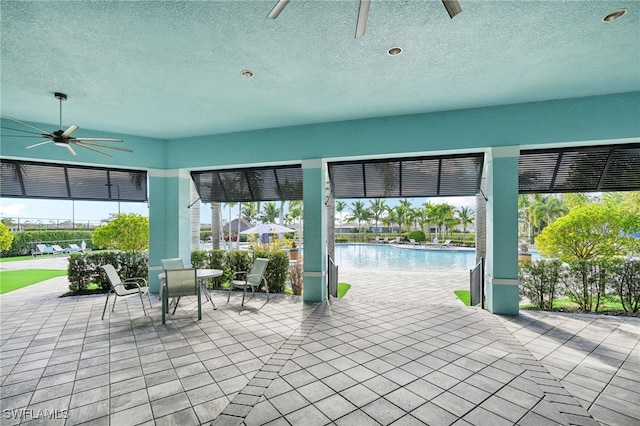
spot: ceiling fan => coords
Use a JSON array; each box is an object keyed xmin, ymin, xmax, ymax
[
  {"xmin": 1, "ymin": 92, "xmax": 132, "ymax": 157},
  {"xmin": 267, "ymin": 0, "xmax": 462, "ymax": 38}
]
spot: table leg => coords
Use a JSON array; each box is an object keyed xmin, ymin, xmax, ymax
[{"xmin": 199, "ymin": 281, "xmax": 217, "ymax": 310}]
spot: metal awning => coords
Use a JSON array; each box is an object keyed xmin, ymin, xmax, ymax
[
  {"xmin": 519, "ymin": 144, "xmax": 640, "ymax": 193},
  {"xmin": 191, "ymin": 165, "xmax": 303, "ymax": 203},
  {"xmin": 328, "ymin": 153, "xmax": 485, "ymax": 199},
  {"xmin": 0, "ymin": 159, "xmax": 147, "ymax": 202}
]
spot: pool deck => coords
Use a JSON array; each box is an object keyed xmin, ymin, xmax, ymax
[{"xmin": 0, "ymin": 257, "xmax": 638, "ymax": 425}]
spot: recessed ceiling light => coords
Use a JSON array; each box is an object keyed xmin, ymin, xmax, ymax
[
  {"xmin": 241, "ymin": 70, "xmax": 254, "ymax": 78},
  {"xmin": 603, "ymin": 8, "xmax": 627, "ymax": 22},
  {"xmin": 387, "ymin": 47, "xmax": 403, "ymax": 56}
]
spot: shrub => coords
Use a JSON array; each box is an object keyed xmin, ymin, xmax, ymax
[
  {"xmin": 519, "ymin": 259, "xmax": 561, "ymax": 310},
  {"xmin": 225, "ymin": 250, "xmax": 252, "ymax": 277},
  {"xmin": 609, "ymin": 258, "xmax": 640, "ymax": 314},
  {"xmin": 407, "ymin": 230, "xmax": 426, "ymax": 242},
  {"xmin": 67, "ymin": 251, "xmax": 148, "ymax": 293},
  {"xmin": 191, "ymin": 249, "xmax": 230, "ymax": 288},
  {"xmin": 289, "ymin": 261, "xmax": 303, "ymax": 295},
  {"xmin": 250, "ymin": 248, "xmax": 289, "ymax": 293},
  {"xmin": 561, "ymin": 259, "xmax": 612, "ymax": 312}
]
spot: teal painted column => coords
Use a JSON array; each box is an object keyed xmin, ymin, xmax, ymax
[
  {"xmin": 148, "ymin": 169, "xmax": 193, "ymax": 293},
  {"xmin": 485, "ymin": 147, "xmax": 520, "ymax": 315},
  {"xmin": 302, "ymin": 159, "xmax": 327, "ymax": 303}
]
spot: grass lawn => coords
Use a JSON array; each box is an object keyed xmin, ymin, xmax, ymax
[
  {"xmin": 0, "ymin": 269, "xmax": 68, "ymax": 294},
  {"xmin": 520, "ymin": 296, "xmax": 626, "ymax": 312},
  {"xmin": 0, "ymin": 255, "xmax": 37, "ymax": 262},
  {"xmin": 454, "ymin": 290, "xmax": 470, "ymax": 306},
  {"xmin": 338, "ymin": 282, "xmax": 351, "ymax": 298}
]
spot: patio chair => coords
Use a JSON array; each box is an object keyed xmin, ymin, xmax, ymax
[
  {"xmin": 160, "ymin": 258, "xmax": 186, "ymax": 312},
  {"xmin": 101, "ymin": 264, "xmax": 152, "ymax": 320},
  {"xmin": 162, "ymin": 268, "xmax": 200, "ymax": 324},
  {"xmin": 374, "ymin": 236, "xmax": 381, "ymax": 243},
  {"xmin": 227, "ymin": 258, "xmax": 270, "ymax": 307},
  {"xmin": 442, "ymin": 240, "xmax": 451, "ymax": 247},
  {"xmin": 381, "ymin": 237, "xmax": 389, "ymax": 244}
]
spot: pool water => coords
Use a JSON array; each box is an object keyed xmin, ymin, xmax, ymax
[{"xmin": 334, "ymin": 243, "xmax": 477, "ymax": 272}]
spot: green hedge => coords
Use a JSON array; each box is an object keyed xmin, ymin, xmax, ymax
[
  {"xmin": 519, "ymin": 258, "xmax": 640, "ymax": 313},
  {"xmin": 190, "ymin": 248, "xmax": 289, "ymax": 293},
  {"xmin": 3, "ymin": 230, "xmax": 95, "ymax": 257},
  {"xmin": 67, "ymin": 251, "xmax": 148, "ymax": 293}
]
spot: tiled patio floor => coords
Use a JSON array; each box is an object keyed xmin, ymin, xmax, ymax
[{"xmin": 0, "ymin": 258, "xmax": 638, "ymax": 425}]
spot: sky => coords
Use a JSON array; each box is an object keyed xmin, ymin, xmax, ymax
[{"xmin": 0, "ymin": 196, "xmax": 477, "ymax": 226}]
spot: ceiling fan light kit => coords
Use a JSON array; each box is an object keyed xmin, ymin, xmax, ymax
[
  {"xmin": 267, "ymin": 0, "xmax": 461, "ymax": 38},
  {"xmin": 2, "ymin": 92, "xmax": 132, "ymax": 157}
]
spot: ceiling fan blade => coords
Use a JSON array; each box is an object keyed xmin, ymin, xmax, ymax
[
  {"xmin": 62, "ymin": 124, "xmax": 79, "ymax": 138},
  {"xmin": 65, "ymin": 144, "xmax": 77, "ymax": 156},
  {"xmin": 267, "ymin": 0, "xmax": 290, "ymax": 19},
  {"xmin": 74, "ymin": 137, "xmax": 124, "ymax": 142},
  {"xmin": 26, "ymin": 140, "xmax": 53, "ymax": 149},
  {"xmin": 76, "ymin": 140, "xmax": 133, "ymax": 152},
  {"xmin": 442, "ymin": 0, "xmax": 462, "ymax": 18},
  {"xmin": 75, "ymin": 142, "xmax": 113, "ymax": 157},
  {"xmin": 5, "ymin": 117, "xmax": 51, "ymax": 135},
  {"xmin": 1, "ymin": 125, "xmax": 48, "ymax": 136},
  {"xmin": 355, "ymin": 0, "xmax": 371, "ymax": 38}
]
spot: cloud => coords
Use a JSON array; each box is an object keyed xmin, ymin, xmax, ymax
[{"xmin": 0, "ymin": 202, "xmax": 26, "ymax": 216}]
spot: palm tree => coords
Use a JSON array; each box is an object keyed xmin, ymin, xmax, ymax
[
  {"xmin": 368, "ymin": 199, "xmax": 386, "ymax": 233},
  {"xmin": 529, "ymin": 195, "xmax": 567, "ymax": 237},
  {"xmin": 224, "ymin": 202, "xmax": 237, "ymax": 240},
  {"xmin": 384, "ymin": 208, "xmax": 398, "ymax": 233},
  {"xmin": 456, "ymin": 206, "xmax": 475, "ymax": 243},
  {"xmin": 401, "ymin": 201, "xmax": 415, "ymax": 234},
  {"xmin": 210, "ymin": 202, "xmax": 221, "ymax": 249},
  {"xmin": 260, "ymin": 202, "xmax": 280, "ymax": 223},
  {"xmin": 422, "ymin": 201, "xmax": 437, "ymax": 240},
  {"xmin": 242, "ymin": 202, "xmax": 258, "ymax": 223},
  {"xmin": 335, "ymin": 200, "xmax": 347, "ymax": 232},
  {"xmin": 348, "ymin": 201, "xmax": 369, "ymax": 233},
  {"xmin": 413, "ymin": 208, "xmax": 428, "ymax": 234}
]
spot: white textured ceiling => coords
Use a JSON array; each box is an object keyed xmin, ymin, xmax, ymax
[{"xmin": 1, "ymin": 1, "xmax": 638, "ymax": 139}]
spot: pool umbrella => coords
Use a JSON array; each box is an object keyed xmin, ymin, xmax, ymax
[{"xmin": 240, "ymin": 222, "xmax": 295, "ymax": 234}]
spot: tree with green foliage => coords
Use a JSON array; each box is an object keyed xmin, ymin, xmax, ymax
[
  {"xmin": 456, "ymin": 206, "xmax": 475, "ymax": 243},
  {"xmin": 347, "ymin": 201, "xmax": 370, "ymax": 233},
  {"xmin": 260, "ymin": 202, "xmax": 280, "ymax": 223},
  {"xmin": 368, "ymin": 199, "xmax": 386, "ymax": 233},
  {"xmin": 0, "ymin": 222, "xmax": 14, "ymax": 252},
  {"xmin": 536, "ymin": 204, "xmax": 637, "ymax": 261},
  {"xmin": 92, "ymin": 213, "xmax": 149, "ymax": 253},
  {"xmin": 335, "ymin": 200, "xmax": 347, "ymax": 230}
]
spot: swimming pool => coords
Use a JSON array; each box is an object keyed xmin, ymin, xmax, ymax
[{"xmin": 334, "ymin": 243, "xmax": 477, "ymax": 272}]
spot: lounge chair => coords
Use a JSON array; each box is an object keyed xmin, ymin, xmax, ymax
[
  {"xmin": 162, "ymin": 268, "xmax": 200, "ymax": 324},
  {"xmin": 374, "ymin": 236, "xmax": 381, "ymax": 243},
  {"xmin": 32, "ymin": 244, "xmax": 52, "ymax": 256},
  {"xmin": 409, "ymin": 238, "xmax": 419, "ymax": 245},
  {"xmin": 51, "ymin": 244, "xmax": 67, "ymax": 256},
  {"xmin": 442, "ymin": 240, "xmax": 451, "ymax": 247},
  {"xmin": 67, "ymin": 243, "xmax": 82, "ymax": 252},
  {"xmin": 381, "ymin": 237, "xmax": 389, "ymax": 244},
  {"xmin": 101, "ymin": 264, "xmax": 152, "ymax": 320},
  {"xmin": 227, "ymin": 258, "xmax": 270, "ymax": 307}
]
